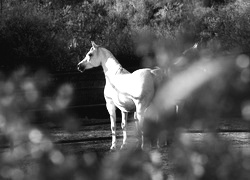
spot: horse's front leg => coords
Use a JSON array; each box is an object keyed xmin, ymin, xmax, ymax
[
  {"xmin": 120, "ymin": 111, "xmax": 128, "ymax": 150},
  {"xmin": 106, "ymin": 100, "xmax": 117, "ymax": 151}
]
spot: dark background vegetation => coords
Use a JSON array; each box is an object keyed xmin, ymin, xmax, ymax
[{"xmin": 1, "ymin": 0, "xmax": 250, "ymax": 72}]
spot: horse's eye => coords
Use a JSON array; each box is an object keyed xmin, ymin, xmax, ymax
[{"xmin": 89, "ymin": 53, "xmax": 93, "ymax": 57}]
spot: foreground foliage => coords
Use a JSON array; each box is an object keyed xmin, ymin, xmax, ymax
[
  {"xmin": 0, "ymin": 36, "xmax": 250, "ymax": 179},
  {"xmin": 0, "ymin": 1, "xmax": 250, "ymax": 179}
]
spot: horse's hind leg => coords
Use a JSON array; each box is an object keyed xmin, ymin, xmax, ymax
[
  {"xmin": 135, "ymin": 102, "xmax": 150, "ymax": 150},
  {"xmin": 135, "ymin": 98, "xmax": 155, "ymax": 150},
  {"xmin": 106, "ymin": 99, "xmax": 117, "ymax": 151},
  {"xmin": 134, "ymin": 112, "xmax": 142, "ymax": 148},
  {"xmin": 120, "ymin": 111, "xmax": 128, "ymax": 150}
]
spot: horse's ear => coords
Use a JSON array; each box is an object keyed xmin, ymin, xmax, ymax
[{"xmin": 91, "ymin": 41, "xmax": 99, "ymax": 49}]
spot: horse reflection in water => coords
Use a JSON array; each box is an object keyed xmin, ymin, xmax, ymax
[{"xmin": 78, "ymin": 41, "xmax": 165, "ymax": 151}]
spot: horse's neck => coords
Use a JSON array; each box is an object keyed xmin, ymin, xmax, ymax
[{"xmin": 101, "ymin": 49, "xmax": 122, "ymax": 76}]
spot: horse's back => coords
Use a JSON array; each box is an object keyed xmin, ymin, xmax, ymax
[
  {"xmin": 128, "ymin": 68, "xmax": 161, "ymax": 100},
  {"xmin": 132, "ymin": 67, "xmax": 166, "ymax": 87}
]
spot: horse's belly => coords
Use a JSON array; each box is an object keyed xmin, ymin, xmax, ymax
[{"xmin": 114, "ymin": 94, "xmax": 136, "ymax": 112}]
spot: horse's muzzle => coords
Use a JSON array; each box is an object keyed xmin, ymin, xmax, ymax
[{"xmin": 77, "ymin": 64, "xmax": 85, "ymax": 72}]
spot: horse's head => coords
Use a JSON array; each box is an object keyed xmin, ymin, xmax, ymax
[{"xmin": 77, "ymin": 41, "xmax": 102, "ymax": 72}]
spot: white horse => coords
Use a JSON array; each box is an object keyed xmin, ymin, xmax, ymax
[{"xmin": 77, "ymin": 41, "xmax": 165, "ymax": 151}]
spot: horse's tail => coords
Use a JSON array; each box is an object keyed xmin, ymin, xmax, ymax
[{"xmin": 150, "ymin": 67, "xmax": 167, "ymax": 89}]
